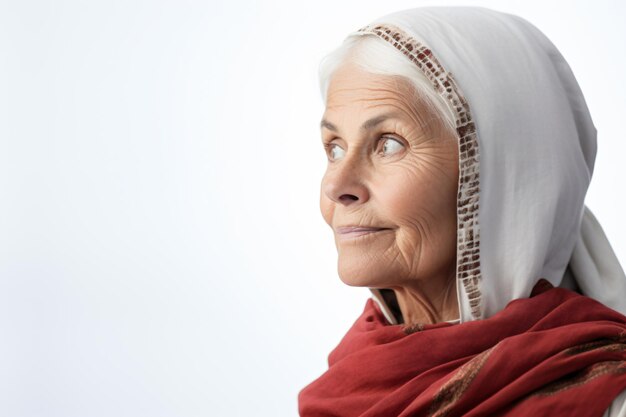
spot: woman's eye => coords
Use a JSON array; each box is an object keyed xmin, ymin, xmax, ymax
[
  {"xmin": 327, "ymin": 143, "xmax": 346, "ymax": 161},
  {"xmin": 380, "ymin": 137, "xmax": 405, "ymax": 156}
]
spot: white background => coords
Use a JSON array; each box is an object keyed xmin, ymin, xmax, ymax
[{"xmin": 1, "ymin": 0, "xmax": 624, "ymax": 416}]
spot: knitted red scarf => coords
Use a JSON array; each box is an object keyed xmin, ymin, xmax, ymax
[{"xmin": 299, "ymin": 280, "xmax": 626, "ymax": 416}]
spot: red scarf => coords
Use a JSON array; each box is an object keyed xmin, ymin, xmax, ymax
[{"xmin": 298, "ymin": 280, "xmax": 626, "ymax": 416}]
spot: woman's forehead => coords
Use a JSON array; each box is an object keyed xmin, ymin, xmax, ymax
[
  {"xmin": 324, "ymin": 92, "xmax": 438, "ymax": 138},
  {"xmin": 325, "ymin": 68, "xmax": 429, "ymax": 124},
  {"xmin": 327, "ymin": 66, "xmax": 413, "ymax": 104}
]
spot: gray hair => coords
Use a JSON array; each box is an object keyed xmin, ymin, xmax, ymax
[{"xmin": 318, "ymin": 34, "xmax": 457, "ymax": 136}]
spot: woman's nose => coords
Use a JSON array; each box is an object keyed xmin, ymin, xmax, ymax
[{"xmin": 322, "ymin": 158, "xmax": 370, "ymax": 206}]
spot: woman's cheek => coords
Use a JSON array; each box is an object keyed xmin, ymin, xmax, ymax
[{"xmin": 376, "ymin": 168, "xmax": 430, "ymax": 219}]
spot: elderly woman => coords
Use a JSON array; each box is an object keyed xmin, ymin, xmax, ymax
[{"xmin": 298, "ymin": 6, "xmax": 626, "ymax": 417}]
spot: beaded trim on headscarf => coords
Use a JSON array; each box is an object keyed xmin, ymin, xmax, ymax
[{"xmin": 355, "ymin": 23, "xmax": 483, "ymax": 320}]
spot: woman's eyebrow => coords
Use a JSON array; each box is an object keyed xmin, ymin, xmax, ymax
[{"xmin": 320, "ymin": 111, "xmax": 402, "ymax": 133}]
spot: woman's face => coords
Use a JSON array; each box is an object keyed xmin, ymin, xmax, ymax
[{"xmin": 320, "ymin": 63, "xmax": 459, "ymax": 296}]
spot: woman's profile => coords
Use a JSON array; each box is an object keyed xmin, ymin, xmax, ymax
[{"xmin": 299, "ymin": 6, "xmax": 626, "ymax": 416}]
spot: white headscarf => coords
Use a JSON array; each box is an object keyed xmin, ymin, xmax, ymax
[{"xmin": 348, "ymin": 6, "xmax": 626, "ymax": 323}]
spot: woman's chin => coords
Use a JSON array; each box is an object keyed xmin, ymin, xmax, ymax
[{"xmin": 337, "ymin": 263, "xmax": 393, "ymax": 288}]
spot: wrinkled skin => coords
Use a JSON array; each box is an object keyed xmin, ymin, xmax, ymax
[{"xmin": 320, "ymin": 63, "xmax": 460, "ymax": 324}]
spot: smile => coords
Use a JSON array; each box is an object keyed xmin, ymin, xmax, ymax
[{"xmin": 335, "ymin": 226, "xmax": 393, "ymax": 240}]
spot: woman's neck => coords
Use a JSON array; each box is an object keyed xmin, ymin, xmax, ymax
[{"xmin": 391, "ymin": 276, "xmax": 459, "ymax": 325}]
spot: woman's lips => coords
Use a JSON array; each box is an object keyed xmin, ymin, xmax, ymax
[{"xmin": 335, "ymin": 226, "xmax": 392, "ymax": 239}]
